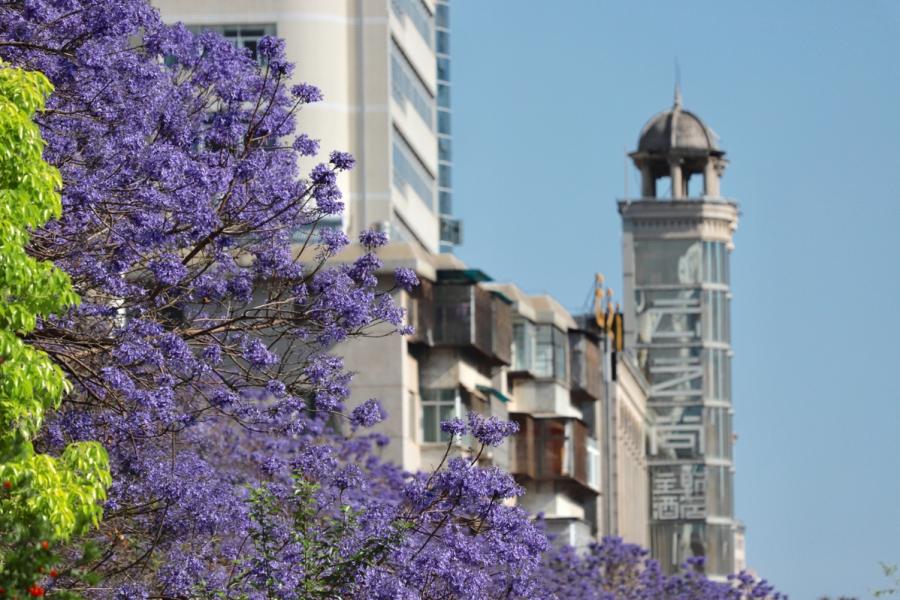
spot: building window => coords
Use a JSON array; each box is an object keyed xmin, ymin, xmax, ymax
[
  {"xmin": 437, "ymin": 56, "xmax": 450, "ymax": 82},
  {"xmin": 437, "ymin": 109, "xmax": 451, "ymax": 135},
  {"xmin": 421, "ymin": 388, "xmax": 459, "ymax": 443},
  {"xmin": 390, "ymin": 42, "xmax": 434, "ymax": 127},
  {"xmin": 187, "ymin": 24, "xmax": 276, "ymax": 62},
  {"xmin": 514, "ymin": 320, "xmax": 567, "ymax": 382},
  {"xmin": 436, "ymin": 29, "xmax": 450, "ymax": 54},
  {"xmin": 701, "ymin": 241, "xmax": 729, "ymax": 285},
  {"xmin": 436, "ymin": 3, "xmax": 449, "ymax": 28},
  {"xmin": 437, "ymin": 83, "xmax": 451, "ymax": 109},
  {"xmin": 634, "ymin": 239, "xmax": 703, "ymax": 287},
  {"xmin": 391, "ymin": 0, "xmax": 434, "ymax": 48},
  {"xmin": 392, "ymin": 131, "xmax": 436, "ymax": 209},
  {"xmin": 535, "ymin": 324, "xmax": 568, "ymax": 381},
  {"xmin": 439, "ymin": 190, "xmax": 452, "ymax": 215},
  {"xmin": 438, "ymin": 163, "xmax": 451, "ymax": 188},
  {"xmin": 438, "ymin": 137, "xmax": 452, "ymax": 161}
]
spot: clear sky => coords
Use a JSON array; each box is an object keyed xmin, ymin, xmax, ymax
[{"xmin": 451, "ymin": 1, "xmax": 900, "ymax": 597}]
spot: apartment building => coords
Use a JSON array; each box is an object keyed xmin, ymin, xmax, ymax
[
  {"xmin": 328, "ymin": 244, "xmax": 651, "ymax": 547},
  {"xmin": 153, "ymin": 0, "xmax": 461, "ymax": 254}
]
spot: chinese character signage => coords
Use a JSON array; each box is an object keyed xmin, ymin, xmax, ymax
[{"xmin": 651, "ymin": 464, "xmax": 706, "ymax": 521}]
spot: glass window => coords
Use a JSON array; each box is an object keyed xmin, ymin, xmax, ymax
[
  {"xmin": 513, "ymin": 320, "xmax": 536, "ymax": 372},
  {"xmin": 436, "ymin": 30, "xmax": 450, "ymax": 54},
  {"xmin": 438, "ymin": 163, "xmax": 451, "ymax": 188},
  {"xmin": 421, "ymin": 388, "xmax": 459, "ymax": 443},
  {"xmin": 437, "ymin": 56, "xmax": 450, "ymax": 82},
  {"xmin": 438, "ymin": 137, "xmax": 452, "ymax": 161},
  {"xmin": 515, "ymin": 321, "xmax": 568, "ymax": 382},
  {"xmin": 535, "ymin": 326, "xmax": 554, "ymax": 377},
  {"xmin": 553, "ymin": 327, "xmax": 568, "ymax": 382},
  {"xmin": 391, "ymin": 42, "xmax": 434, "ymax": 127},
  {"xmin": 436, "ymin": 3, "xmax": 449, "ymax": 28},
  {"xmin": 392, "ymin": 134, "xmax": 436, "ymax": 209},
  {"xmin": 439, "ymin": 190, "xmax": 452, "ymax": 215},
  {"xmin": 634, "ymin": 240, "xmax": 703, "ymax": 286},
  {"xmin": 437, "ymin": 83, "xmax": 451, "ymax": 108},
  {"xmin": 390, "ymin": 0, "xmax": 434, "ymax": 48},
  {"xmin": 437, "ymin": 109, "xmax": 451, "ymax": 134},
  {"xmin": 701, "ymin": 242, "xmax": 730, "ymax": 284},
  {"xmin": 534, "ymin": 325, "xmax": 567, "ymax": 381}
]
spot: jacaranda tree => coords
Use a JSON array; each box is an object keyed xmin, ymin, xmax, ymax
[
  {"xmin": 0, "ymin": 63, "xmax": 110, "ymax": 597},
  {"xmin": 0, "ymin": 2, "xmax": 547, "ymax": 597},
  {"xmin": 0, "ymin": 1, "xmax": 783, "ymax": 598}
]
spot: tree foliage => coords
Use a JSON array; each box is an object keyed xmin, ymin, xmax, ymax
[{"xmin": 0, "ymin": 62, "xmax": 110, "ymax": 596}]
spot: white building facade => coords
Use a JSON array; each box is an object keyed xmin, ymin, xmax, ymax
[{"xmin": 153, "ymin": 0, "xmax": 460, "ymax": 253}]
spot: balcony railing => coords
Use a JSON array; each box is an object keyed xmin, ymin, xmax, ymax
[{"xmin": 508, "ymin": 414, "xmax": 599, "ymax": 492}]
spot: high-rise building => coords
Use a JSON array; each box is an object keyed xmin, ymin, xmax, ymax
[
  {"xmin": 153, "ymin": 0, "xmax": 461, "ymax": 253},
  {"xmin": 620, "ymin": 88, "xmax": 740, "ymax": 577}
]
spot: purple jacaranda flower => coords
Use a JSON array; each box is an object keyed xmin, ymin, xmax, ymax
[
  {"xmin": 440, "ymin": 417, "xmax": 467, "ymax": 438},
  {"xmin": 292, "ymin": 133, "xmax": 320, "ymax": 156},
  {"xmin": 359, "ymin": 229, "xmax": 389, "ymax": 249},
  {"xmin": 467, "ymin": 412, "xmax": 519, "ymax": 447},
  {"xmin": 350, "ymin": 399, "xmax": 386, "ymax": 429},
  {"xmin": 291, "ymin": 82, "xmax": 324, "ymax": 103},
  {"xmin": 394, "ymin": 267, "xmax": 420, "ymax": 292},
  {"xmin": 329, "ymin": 150, "xmax": 355, "ymax": 171}
]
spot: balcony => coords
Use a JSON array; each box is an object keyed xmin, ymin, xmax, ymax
[
  {"xmin": 432, "ymin": 282, "xmax": 512, "ymax": 365},
  {"xmin": 569, "ymin": 331, "xmax": 602, "ymax": 401},
  {"xmin": 508, "ymin": 414, "xmax": 600, "ymax": 492}
]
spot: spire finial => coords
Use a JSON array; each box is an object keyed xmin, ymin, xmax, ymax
[{"xmin": 674, "ymin": 59, "xmax": 682, "ymax": 108}]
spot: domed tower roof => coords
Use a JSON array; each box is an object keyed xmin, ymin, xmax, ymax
[
  {"xmin": 637, "ymin": 88, "xmax": 721, "ymax": 155},
  {"xmin": 629, "ymin": 87, "xmax": 728, "ymax": 199}
]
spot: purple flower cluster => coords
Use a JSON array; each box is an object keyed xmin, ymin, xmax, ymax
[
  {"xmin": 350, "ymin": 398, "xmax": 386, "ymax": 429},
  {"xmin": 393, "ymin": 267, "xmax": 420, "ymax": 292},
  {"xmin": 538, "ymin": 536, "xmax": 784, "ymax": 599},
  {"xmin": 468, "ymin": 411, "xmax": 520, "ymax": 447},
  {"xmin": 440, "ymin": 417, "xmax": 467, "ymax": 438},
  {"xmin": 329, "ymin": 150, "xmax": 356, "ymax": 171},
  {"xmin": 359, "ymin": 229, "xmax": 390, "ymax": 250}
]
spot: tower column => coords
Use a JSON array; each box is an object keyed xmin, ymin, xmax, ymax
[
  {"xmin": 704, "ymin": 159, "xmax": 721, "ymax": 198},
  {"xmin": 669, "ymin": 158, "xmax": 684, "ymax": 199},
  {"xmin": 640, "ymin": 163, "xmax": 656, "ymax": 198}
]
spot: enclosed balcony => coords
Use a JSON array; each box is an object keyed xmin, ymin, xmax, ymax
[
  {"xmin": 432, "ymin": 281, "xmax": 512, "ymax": 366},
  {"xmin": 569, "ymin": 330, "xmax": 602, "ymax": 401},
  {"xmin": 508, "ymin": 414, "xmax": 600, "ymax": 492}
]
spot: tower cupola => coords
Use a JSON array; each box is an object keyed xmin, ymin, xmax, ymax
[{"xmin": 630, "ymin": 87, "xmax": 727, "ymax": 199}]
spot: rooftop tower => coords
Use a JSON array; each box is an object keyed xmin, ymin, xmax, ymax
[{"xmin": 619, "ymin": 88, "xmax": 740, "ymax": 578}]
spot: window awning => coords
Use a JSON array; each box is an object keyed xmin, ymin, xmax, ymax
[{"xmin": 476, "ymin": 385, "xmax": 511, "ymax": 404}]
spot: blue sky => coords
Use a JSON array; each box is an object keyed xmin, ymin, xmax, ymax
[{"xmin": 451, "ymin": 1, "xmax": 900, "ymax": 597}]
